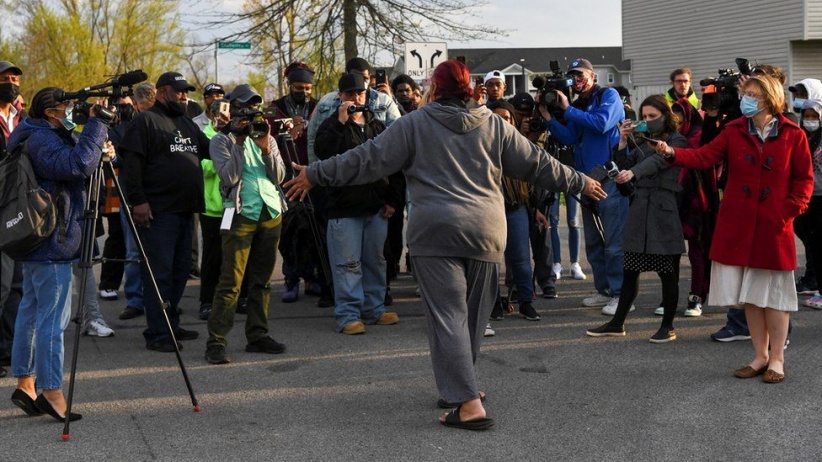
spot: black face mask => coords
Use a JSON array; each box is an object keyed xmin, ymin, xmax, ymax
[
  {"xmin": 646, "ymin": 117, "xmax": 666, "ymax": 135},
  {"xmin": 0, "ymin": 83, "xmax": 20, "ymax": 104},
  {"xmin": 291, "ymin": 91, "xmax": 307, "ymax": 105},
  {"xmin": 165, "ymin": 100, "xmax": 187, "ymax": 117}
]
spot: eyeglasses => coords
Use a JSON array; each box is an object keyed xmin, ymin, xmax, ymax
[{"xmin": 674, "ymin": 79, "xmax": 690, "ymax": 84}]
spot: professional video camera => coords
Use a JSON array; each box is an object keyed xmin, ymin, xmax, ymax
[
  {"xmin": 53, "ymin": 69, "xmax": 148, "ymax": 125},
  {"xmin": 530, "ymin": 60, "xmax": 574, "ymax": 130},
  {"xmin": 228, "ymin": 107, "xmax": 269, "ymax": 139},
  {"xmin": 699, "ymin": 58, "xmax": 754, "ymax": 116}
]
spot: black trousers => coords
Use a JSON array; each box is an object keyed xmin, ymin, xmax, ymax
[
  {"xmin": 99, "ymin": 213, "xmax": 125, "ymax": 291},
  {"xmin": 797, "ymin": 196, "xmax": 822, "ymax": 289}
]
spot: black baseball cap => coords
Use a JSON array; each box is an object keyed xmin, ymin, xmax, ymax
[
  {"xmin": 156, "ymin": 72, "xmax": 196, "ymax": 92},
  {"xmin": 203, "ymin": 83, "xmax": 225, "ymax": 96},
  {"xmin": 509, "ymin": 93, "xmax": 535, "ymax": 113},
  {"xmin": 0, "ymin": 61, "xmax": 22, "ymax": 75},
  {"xmin": 338, "ymin": 74, "xmax": 367, "ymax": 93},
  {"xmin": 228, "ymin": 84, "xmax": 263, "ymax": 105}
]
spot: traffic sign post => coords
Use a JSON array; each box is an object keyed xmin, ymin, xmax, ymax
[
  {"xmin": 214, "ymin": 41, "xmax": 252, "ymax": 83},
  {"xmin": 404, "ymin": 42, "xmax": 448, "ymax": 86}
]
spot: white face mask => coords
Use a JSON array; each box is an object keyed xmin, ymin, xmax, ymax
[{"xmin": 804, "ymin": 119, "xmax": 821, "ymax": 132}]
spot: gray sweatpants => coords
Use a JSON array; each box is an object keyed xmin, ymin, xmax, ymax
[{"xmin": 412, "ymin": 256, "xmax": 498, "ymax": 404}]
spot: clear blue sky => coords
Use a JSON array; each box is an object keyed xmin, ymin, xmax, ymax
[{"xmin": 183, "ymin": 0, "xmax": 622, "ymax": 84}]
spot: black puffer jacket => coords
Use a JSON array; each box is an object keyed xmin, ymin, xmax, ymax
[{"xmin": 314, "ymin": 110, "xmax": 397, "ymax": 218}]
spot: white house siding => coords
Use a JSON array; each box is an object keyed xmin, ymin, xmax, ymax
[
  {"xmin": 806, "ymin": 0, "xmax": 822, "ymax": 38},
  {"xmin": 790, "ymin": 40, "xmax": 822, "ymax": 82},
  {"xmin": 623, "ymin": 0, "xmax": 805, "ymax": 88}
]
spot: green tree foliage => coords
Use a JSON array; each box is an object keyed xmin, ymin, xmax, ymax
[{"xmin": 4, "ymin": 0, "xmax": 186, "ymax": 99}]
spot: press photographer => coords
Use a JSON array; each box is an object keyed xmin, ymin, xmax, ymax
[
  {"xmin": 538, "ymin": 57, "xmax": 628, "ymax": 314},
  {"xmin": 205, "ymin": 83, "xmax": 288, "ymax": 365},
  {"xmin": 6, "ymin": 87, "xmax": 109, "ymax": 421}
]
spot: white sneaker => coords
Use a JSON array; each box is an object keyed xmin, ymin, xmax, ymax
[
  {"xmin": 85, "ymin": 319, "xmax": 114, "ymax": 337},
  {"xmin": 484, "ymin": 323, "xmax": 495, "ymax": 337},
  {"xmin": 570, "ymin": 262, "xmax": 587, "ymax": 280},
  {"xmin": 582, "ymin": 293, "xmax": 611, "ymax": 307},
  {"xmin": 552, "ymin": 262, "xmax": 563, "ymax": 280},
  {"xmin": 803, "ymin": 293, "xmax": 822, "ymax": 309},
  {"xmin": 601, "ymin": 297, "xmax": 635, "ymax": 316},
  {"xmin": 654, "ymin": 306, "xmax": 664, "ymax": 316},
  {"xmin": 99, "ymin": 289, "xmax": 118, "ymax": 300}
]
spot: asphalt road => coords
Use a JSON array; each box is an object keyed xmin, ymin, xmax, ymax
[{"xmin": 2, "ymin": 226, "xmax": 821, "ymax": 461}]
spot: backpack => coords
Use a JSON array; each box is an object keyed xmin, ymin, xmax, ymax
[{"xmin": 0, "ymin": 136, "xmax": 64, "ymax": 258}]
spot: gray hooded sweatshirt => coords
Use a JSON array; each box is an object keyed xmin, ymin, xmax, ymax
[{"xmin": 307, "ymin": 101, "xmax": 587, "ymax": 263}]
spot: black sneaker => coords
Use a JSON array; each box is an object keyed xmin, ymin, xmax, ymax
[
  {"xmin": 147, "ymin": 339, "xmax": 181, "ymax": 353},
  {"xmin": 649, "ymin": 327, "xmax": 677, "ymax": 344},
  {"xmin": 235, "ymin": 298, "xmax": 248, "ymax": 315},
  {"xmin": 198, "ymin": 303, "xmax": 212, "ymax": 321},
  {"xmin": 542, "ymin": 286, "xmax": 558, "ymax": 299},
  {"xmin": 490, "ymin": 301, "xmax": 505, "ymax": 321},
  {"xmin": 586, "ymin": 323, "xmax": 626, "ymax": 337},
  {"xmin": 245, "ymin": 336, "xmax": 286, "ymax": 354},
  {"xmin": 175, "ymin": 328, "xmax": 200, "ymax": 341},
  {"xmin": 519, "ymin": 302, "xmax": 541, "ymax": 321},
  {"xmin": 119, "ymin": 307, "xmax": 144, "ymax": 320},
  {"xmin": 796, "ymin": 276, "xmax": 818, "ymax": 295},
  {"xmin": 205, "ymin": 345, "xmax": 230, "ymax": 364}
]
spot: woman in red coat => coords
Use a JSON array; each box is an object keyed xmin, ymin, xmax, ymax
[{"xmin": 655, "ymin": 74, "xmax": 813, "ymax": 384}]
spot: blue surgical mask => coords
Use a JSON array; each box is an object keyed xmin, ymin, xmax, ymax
[
  {"xmin": 740, "ymin": 95, "xmax": 762, "ymax": 118},
  {"xmin": 60, "ymin": 106, "xmax": 77, "ymax": 131},
  {"xmin": 793, "ymin": 98, "xmax": 807, "ymax": 110}
]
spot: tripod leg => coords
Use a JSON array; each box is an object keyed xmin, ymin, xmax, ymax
[
  {"xmin": 105, "ymin": 162, "xmax": 200, "ymax": 412},
  {"xmin": 62, "ymin": 160, "xmax": 104, "ymax": 440}
]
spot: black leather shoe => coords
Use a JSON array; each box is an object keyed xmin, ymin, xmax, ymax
[
  {"xmin": 119, "ymin": 307, "xmax": 144, "ymax": 320},
  {"xmin": 34, "ymin": 395, "xmax": 82, "ymax": 422},
  {"xmin": 235, "ymin": 298, "xmax": 248, "ymax": 315},
  {"xmin": 205, "ymin": 345, "xmax": 230, "ymax": 364},
  {"xmin": 147, "ymin": 339, "xmax": 181, "ymax": 353},
  {"xmin": 198, "ymin": 303, "xmax": 212, "ymax": 321},
  {"xmin": 245, "ymin": 337, "xmax": 286, "ymax": 354},
  {"xmin": 11, "ymin": 389, "xmax": 43, "ymax": 416},
  {"xmin": 174, "ymin": 328, "xmax": 199, "ymax": 341}
]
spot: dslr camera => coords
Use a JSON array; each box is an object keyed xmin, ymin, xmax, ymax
[
  {"xmin": 346, "ymin": 105, "xmax": 368, "ymax": 114},
  {"xmin": 229, "ymin": 108, "xmax": 269, "ymax": 139}
]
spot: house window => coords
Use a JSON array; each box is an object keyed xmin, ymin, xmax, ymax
[{"xmin": 607, "ymin": 73, "xmax": 615, "ymax": 84}]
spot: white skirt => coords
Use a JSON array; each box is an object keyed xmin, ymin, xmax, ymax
[{"xmin": 708, "ymin": 262, "xmax": 798, "ymax": 312}]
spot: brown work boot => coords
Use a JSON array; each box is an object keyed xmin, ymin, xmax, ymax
[
  {"xmin": 376, "ymin": 312, "xmax": 399, "ymax": 325},
  {"xmin": 341, "ymin": 321, "xmax": 366, "ymax": 335}
]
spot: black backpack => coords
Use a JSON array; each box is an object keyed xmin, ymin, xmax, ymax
[{"xmin": 0, "ymin": 135, "xmax": 64, "ymax": 258}]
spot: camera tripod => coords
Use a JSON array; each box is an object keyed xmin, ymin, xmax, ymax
[
  {"xmin": 62, "ymin": 152, "xmax": 199, "ymax": 440},
  {"xmin": 275, "ymin": 130, "xmax": 334, "ymax": 298}
]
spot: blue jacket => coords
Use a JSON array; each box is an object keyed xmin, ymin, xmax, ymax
[
  {"xmin": 6, "ymin": 118, "xmax": 107, "ymax": 262},
  {"xmin": 546, "ymin": 87, "xmax": 624, "ymax": 174}
]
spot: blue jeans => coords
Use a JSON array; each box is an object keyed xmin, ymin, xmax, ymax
[
  {"xmin": 120, "ymin": 208, "xmax": 144, "ymax": 311},
  {"xmin": 327, "ymin": 213, "xmax": 388, "ymax": 331},
  {"xmin": 581, "ymin": 181, "xmax": 628, "ymax": 296},
  {"xmin": 12, "ymin": 262, "xmax": 73, "ymax": 390},
  {"xmin": 549, "ymin": 193, "xmax": 581, "ymax": 264},
  {"xmin": 137, "ymin": 212, "xmax": 192, "ymax": 345},
  {"xmin": 505, "ymin": 206, "xmax": 534, "ymax": 304}
]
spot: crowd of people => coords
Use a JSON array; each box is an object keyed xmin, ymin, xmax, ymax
[{"xmin": 0, "ymin": 54, "xmax": 817, "ymax": 429}]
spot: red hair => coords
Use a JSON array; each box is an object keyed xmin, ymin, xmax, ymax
[{"xmin": 431, "ymin": 59, "xmax": 472, "ymax": 101}]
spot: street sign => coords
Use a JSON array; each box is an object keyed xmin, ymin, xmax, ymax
[
  {"xmin": 404, "ymin": 42, "xmax": 448, "ymax": 84},
  {"xmin": 218, "ymin": 41, "xmax": 251, "ymax": 50}
]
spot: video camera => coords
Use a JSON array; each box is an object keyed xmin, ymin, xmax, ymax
[
  {"xmin": 699, "ymin": 58, "xmax": 754, "ymax": 116},
  {"xmin": 53, "ymin": 69, "xmax": 148, "ymax": 126},
  {"xmin": 229, "ymin": 107, "xmax": 269, "ymax": 139},
  {"xmin": 530, "ymin": 60, "xmax": 574, "ymax": 131}
]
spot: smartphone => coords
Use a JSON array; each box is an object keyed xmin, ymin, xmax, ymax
[
  {"xmin": 474, "ymin": 77, "xmax": 483, "ymax": 86},
  {"xmin": 375, "ymin": 69, "xmax": 388, "ymax": 85},
  {"xmin": 262, "ymin": 106, "xmax": 278, "ymax": 118},
  {"xmin": 218, "ymin": 101, "xmax": 230, "ymax": 116}
]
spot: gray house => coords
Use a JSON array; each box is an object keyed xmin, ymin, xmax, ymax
[
  {"xmin": 623, "ymin": 0, "xmax": 822, "ymax": 106},
  {"xmin": 451, "ymin": 47, "xmax": 631, "ymax": 98}
]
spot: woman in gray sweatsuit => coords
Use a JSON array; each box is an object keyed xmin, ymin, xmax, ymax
[{"xmin": 285, "ymin": 60, "xmax": 605, "ymax": 430}]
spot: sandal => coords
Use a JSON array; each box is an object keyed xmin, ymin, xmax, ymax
[{"xmin": 440, "ymin": 405, "xmax": 494, "ymax": 431}]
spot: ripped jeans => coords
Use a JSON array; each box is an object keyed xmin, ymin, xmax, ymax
[{"xmin": 326, "ymin": 213, "xmax": 388, "ymax": 331}]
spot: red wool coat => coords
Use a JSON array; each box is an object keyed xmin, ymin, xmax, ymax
[{"xmin": 672, "ymin": 114, "xmax": 813, "ymax": 271}]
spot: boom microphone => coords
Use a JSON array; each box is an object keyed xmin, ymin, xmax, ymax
[{"xmin": 112, "ymin": 69, "xmax": 148, "ymax": 87}]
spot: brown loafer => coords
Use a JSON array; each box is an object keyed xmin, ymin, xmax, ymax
[
  {"xmin": 734, "ymin": 364, "xmax": 768, "ymax": 378},
  {"xmin": 762, "ymin": 369, "xmax": 785, "ymax": 383}
]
